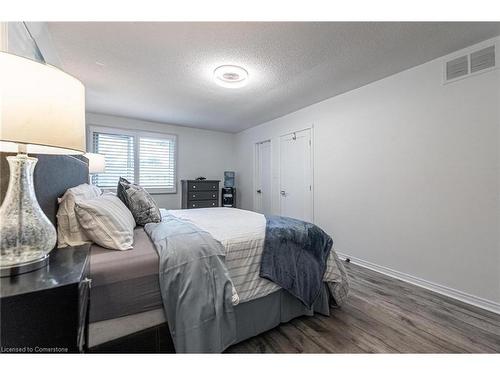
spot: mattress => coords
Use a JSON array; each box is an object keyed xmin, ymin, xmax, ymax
[
  {"xmin": 168, "ymin": 208, "xmax": 344, "ymax": 302},
  {"xmin": 169, "ymin": 208, "xmax": 281, "ymax": 302},
  {"xmin": 89, "ymin": 227, "xmax": 162, "ymax": 322}
]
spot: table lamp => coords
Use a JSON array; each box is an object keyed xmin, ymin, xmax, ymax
[
  {"xmin": 0, "ymin": 52, "xmax": 85, "ymax": 276},
  {"xmin": 84, "ymin": 153, "xmax": 106, "ymax": 174},
  {"xmin": 84, "ymin": 153, "xmax": 106, "ymax": 184}
]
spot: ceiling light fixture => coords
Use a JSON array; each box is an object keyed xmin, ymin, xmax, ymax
[{"xmin": 213, "ymin": 65, "xmax": 249, "ymax": 88}]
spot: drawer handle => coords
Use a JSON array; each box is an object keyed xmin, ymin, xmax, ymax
[
  {"xmin": 212, "ymin": 194, "xmax": 216, "ymax": 198},
  {"xmin": 212, "ymin": 203, "xmax": 215, "ymax": 206},
  {"xmin": 212, "ymin": 185, "xmax": 216, "ymax": 189},
  {"xmin": 82, "ymin": 277, "xmax": 92, "ymax": 288},
  {"xmin": 192, "ymin": 194, "xmax": 196, "ymax": 198},
  {"xmin": 192, "ymin": 185, "xmax": 196, "ymax": 189},
  {"xmin": 192, "ymin": 204, "xmax": 196, "ymax": 207}
]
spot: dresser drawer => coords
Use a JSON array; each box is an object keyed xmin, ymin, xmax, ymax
[
  {"xmin": 189, "ymin": 200, "xmax": 218, "ymax": 209},
  {"xmin": 188, "ymin": 181, "xmax": 219, "ymax": 191},
  {"xmin": 188, "ymin": 191, "xmax": 219, "ymax": 201}
]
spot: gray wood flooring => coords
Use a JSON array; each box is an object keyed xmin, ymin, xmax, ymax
[{"xmin": 226, "ymin": 261, "xmax": 500, "ymax": 353}]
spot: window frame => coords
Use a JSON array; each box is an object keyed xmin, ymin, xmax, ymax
[{"xmin": 88, "ymin": 125, "xmax": 178, "ymax": 194}]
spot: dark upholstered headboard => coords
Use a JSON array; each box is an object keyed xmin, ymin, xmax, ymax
[{"xmin": 0, "ymin": 153, "xmax": 89, "ymax": 227}]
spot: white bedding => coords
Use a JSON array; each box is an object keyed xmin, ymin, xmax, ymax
[{"xmin": 168, "ymin": 207, "xmax": 343, "ymax": 303}]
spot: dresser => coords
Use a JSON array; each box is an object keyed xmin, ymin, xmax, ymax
[
  {"xmin": 0, "ymin": 244, "xmax": 91, "ymax": 353},
  {"xmin": 181, "ymin": 180, "xmax": 220, "ymax": 209}
]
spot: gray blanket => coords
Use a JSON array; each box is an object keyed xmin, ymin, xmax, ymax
[
  {"xmin": 144, "ymin": 213, "xmax": 236, "ymax": 353},
  {"xmin": 260, "ymin": 215, "xmax": 333, "ymax": 308}
]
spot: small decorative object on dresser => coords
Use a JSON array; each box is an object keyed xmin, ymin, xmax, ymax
[
  {"xmin": 181, "ymin": 180, "xmax": 220, "ymax": 209},
  {"xmin": 0, "ymin": 244, "xmax": 91, "ymax": 353},
  {"xmin": 0, "ymin": 51, "xmax": 85, "ymax": 276}
]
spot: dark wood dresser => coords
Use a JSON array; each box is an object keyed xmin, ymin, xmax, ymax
[
  {"xmin": 0, "ymin": 244, "xmax": 91, "ymax": 353},
  {"xmin": 181, "ymin": 180, "xmax": 220, "ymax": 209}
]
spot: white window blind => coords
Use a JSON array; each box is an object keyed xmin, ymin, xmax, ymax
[
  {"xmin": 139, "ymin": 136, "xmax": 176, "ymax": 190},
  {"xmin": 89, "ymin": 126, "xmax": 177, "ymax": 193},
  {"xmin": 92, "ymin": 131, "xmax": 135, "ymax": 188}
]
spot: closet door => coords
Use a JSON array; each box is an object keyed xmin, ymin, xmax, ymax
[
  {"xmin": 279, "ymin": 128, "xmax": 313, "ymax": 222},
  {"xmin": 255, "ymin": 140, "xmax": 272, "ymax": 215}
]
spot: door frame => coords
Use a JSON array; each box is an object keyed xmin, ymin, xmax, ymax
[
  {"xmin": 253, "ymin": 139, "xmax": 272, "ymax": 213},
  {"xmin": 278, "ymin": 125, "xmax": 314, "ymax": 222}
]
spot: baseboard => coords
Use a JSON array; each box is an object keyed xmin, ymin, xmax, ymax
[{"xmin": 337, "ymin": 252, "xmax": 500, "ymax": 316}]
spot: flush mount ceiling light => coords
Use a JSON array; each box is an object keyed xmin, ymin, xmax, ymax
[{"xmin": 213, "ymin": 65, "xmax": 249, "ymax": 88}]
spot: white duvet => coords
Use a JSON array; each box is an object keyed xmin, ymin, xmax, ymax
[{"xmin": 167, "ymin": 207, "xmax": 343, "ymax": 303}]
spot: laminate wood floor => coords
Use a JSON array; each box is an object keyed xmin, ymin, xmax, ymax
[{"xmin": 226, "ymin": 261, "xmax": 500, "ymax": 353}]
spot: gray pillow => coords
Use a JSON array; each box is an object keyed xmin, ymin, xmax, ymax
[
  {"xmin": 117, "ymin": 178, "xmax": 162, "ymax": 226},
  {"xmin": 116, "ymin": 177, "xmax": 129, "ymax": 205}
]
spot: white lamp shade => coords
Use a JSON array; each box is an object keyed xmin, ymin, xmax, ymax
[
  {"xmin": 84, "ymin": 153, "xmax": 106, "ymax": 173},
  {"xmin": 0, "ymin": 52, "xmax": 86, "ymax": 154}
]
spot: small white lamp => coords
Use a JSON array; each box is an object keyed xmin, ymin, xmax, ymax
[
  {"xmin": 0, "ymin": 52, "xmax": 86, "ymax": 276},
  {"xmin": 84, "ymin": 153, "xmax": 106, "ymax": 174},
  {"xmin": 84, "ymin": 153, "xmax": 106, "ymax": 184}
]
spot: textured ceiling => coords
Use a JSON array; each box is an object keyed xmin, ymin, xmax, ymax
[{"xmin": 48, "ymin": 22, "xmax": 500, "ymax": 133}]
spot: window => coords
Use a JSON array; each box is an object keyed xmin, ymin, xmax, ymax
[
  {"xmin": 91, "ymin": 131, "xmax": 135, "ymax": 187},
  {"xmin": 139, "ymin": 137, "xmax": 176, "ymax": 189},
  {"xmin": 89, "ymin": 126, "xmax": 177, "ymax": 193}
]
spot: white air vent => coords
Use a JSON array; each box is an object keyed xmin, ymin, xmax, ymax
[
  {"xmin": 470, "ymin": 46, "xmax": 495, "ymax": 73},
  {"xmin": 444, "ymin": 42, "xmax": 497, "ymax": 84},
  {"xmin": 446, "ymin": 55, "xmax": 468, "ymax": 81}
]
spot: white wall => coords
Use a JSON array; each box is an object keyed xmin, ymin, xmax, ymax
[
  {"xmin": 86, "ymin": 113, "xmax": 235, "ymax": 209},
  {"xmin": 1, "ymin": 22, "xmax": 47, "ymax": 63},
  {"xmin": 235, "ymin": 38, "xmax": 500, "ymax": 306},
  {"xmin": 24, "ymin": 22, "xmax": 63, "ymax": 67}
]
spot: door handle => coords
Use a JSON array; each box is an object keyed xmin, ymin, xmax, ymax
[
  {"xmin": 256, "ymin": 189, "xmax": 262, "ymax": 194},
  {"xmin": 280, "ymin": 190, "xmax": 286, "ymax": 196}
]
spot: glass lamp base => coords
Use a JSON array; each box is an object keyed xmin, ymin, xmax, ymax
[
  {"xmin": 0, "ymin": 154, "xmax": 57, "ymax": 275},
  {"xmin": 0, "ymin": 254, "xmax": 49, "ymax": 277}
]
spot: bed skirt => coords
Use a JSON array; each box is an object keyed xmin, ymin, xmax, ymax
[{"xmin": 89, "ymin": 285, "xmax": 332, "ymax": 353}]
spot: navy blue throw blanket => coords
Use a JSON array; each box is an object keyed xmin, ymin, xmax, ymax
[{"xmin": 259, "ymin": 215, "xmax": 333, "ymax": 309}]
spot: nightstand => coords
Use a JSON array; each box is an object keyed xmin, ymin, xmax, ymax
[{"xmin": 0, "ymin": 244, "xmax": 91, "ymax": 353}]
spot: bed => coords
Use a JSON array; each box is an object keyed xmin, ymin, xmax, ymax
[
  {"xmin": 0, "ymin": 153, "xmax": 349, "ymax": 353},
  {"xmin": 89, "ymin": 208, "xmax": 348, "ymax": 352}
]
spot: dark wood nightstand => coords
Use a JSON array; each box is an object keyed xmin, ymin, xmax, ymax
[{"xmin": 0, "ymin": 244, "xmax": 91, "ymax": 353}]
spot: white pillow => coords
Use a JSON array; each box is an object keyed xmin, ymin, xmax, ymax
[
  {"xmin": 56, "ymin": 183, "xmax": 102, "ymax": 248},
  {"xmin": 74, "ymin": 193, "xmax": 136, "ymax": 250}
]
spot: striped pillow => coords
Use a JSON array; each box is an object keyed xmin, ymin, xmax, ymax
[
  {"xmin": 75, "ymin": 193, "xmax": 136, "ymax": 250},
  {"xmin": 57, "ymin": 183, "xmax": 102, "ymax": 248}
]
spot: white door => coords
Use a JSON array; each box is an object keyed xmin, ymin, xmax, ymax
[
  {"xmin": 279, "ymin": 128, "xmax": 313, "ymax": 222},
  {"xmin": 255, "ymin": 140, "xmax": 272, "ymax": 215}
]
